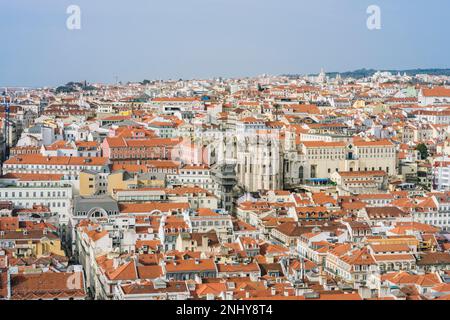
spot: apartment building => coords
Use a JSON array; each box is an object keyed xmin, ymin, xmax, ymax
[
  {"xmin": 2, "ymin": 154, "xmax": 110, "ymax": 194},
  {"xmin": 0, "ymin": 173, "xmax": 73, "ymax": 227},
  {"xmin": 101, "ymin": 137, "xmax": 180, "ymax": 163}
]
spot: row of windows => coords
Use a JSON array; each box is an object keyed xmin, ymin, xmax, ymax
[
  {"xmin": 308, "ymin": 149, "xmax": 344, "ymax": 155},
  {"xmin": 424, "ymin": 220, "xmax": 450, "ymax": 225},
  {"xmin": 112, "ymin": 153, "xmax": 162, "ymax": 159},
  {"xmin": 179, "ymin": 178, "xmax": 213, "ymax": 187},
  {"xmin": 350, "ymin": 167, "xmax": 390, "ymax": 173},
  {"xmin": 15, "ymin": 201, "xmax": 67, "ymax": 208},
  {"xmin": 359, "ymin": 148, "xmax": 394, "ymax": 154},
  {"xmin": 74, "ymin": 210, "xmax": 118, "ymax": 216},
  {"xmin": 191, "ymin": 220, "xmax": 231, "ymax": 227},
  {"xmin": 7, "ymin": 164, "xmax": 102, "ymax": 171},
  {"xmin": 307, "ymin": 148, "xmax": 394, "ymax": 155},
  {"xmin": 423, "ymin": 212, "xmax": 450, "ymax": 218},
  {"xmin": 0, "ymin": 190, "xmax": 68, "ymax": 198},
  {"xmin": 192, "ymin": 199, "xmax": 212, "ymax": 204},
  {"xmin": 181, "ymin": 171, "xmax": 209, "ymax": 175},
  {"xmin": 148, "ymin": 168, "xmax": 177, "ymax": 173},
  {"xmin": 308, "ymin": 153, "xmax": 394, "ymax": 160}
]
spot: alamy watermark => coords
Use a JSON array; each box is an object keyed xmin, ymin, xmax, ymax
[
  {"xmin": 367, "ymin": 5, "xmax": 381, "ymax": 30},
  {"xmin": 66, "ymin": 5, "xmax": 81, "ymax": 30},
  {"xmin": 64, "ymin": 5, "xmax": 380, "ymax": 32},
  {"xmin": 66, "ymin": 272, "xmax": 82, "ymax": 290}
]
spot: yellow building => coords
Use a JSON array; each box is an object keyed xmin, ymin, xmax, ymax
[
  {"xmin": 79, "ymin": 171, "xmax": 99, "ymax": 196},
  {"xmin": 369, "ymin": 103, "xmax": 389, "ymax": 114},
  {"xmin": 107, "ymin": 171, "xmax": 130, "ymax": 195},
  {"xmin": 107, "ymin": 171, "xmax": 164, "ymax": 195},
  {"xmin": 119, "ymin": 109, "xmax": 133, "ymax": 116},
  {"xmin": 298, "ymin": 139, "xmax": 397, "ymax": 180},
  {"xmin": 366, "ymin": 235, "xmax": 419, "ymax": 249},
  {"xmin": 353, "ymin": 100, "xmax": 366, "ymax": 109},
  {"xmin": 36, "ymin": 237, "xmax": 66, "ymax": 257},
  {"xmin": 1, "ymin": 229, "xmax": 65, "ymax": 258}
]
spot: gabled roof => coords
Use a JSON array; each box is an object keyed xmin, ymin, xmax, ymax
[
  {"xmin": 382, "ymin": 271, "xmax": 441, "ymax": 287},
  {"xmin": 10, "ymin": 272, "xmax": 86, "ymax": 300},
  {"xmin": 422, "ymin": 87, "xmax": 450, "ymax": 97},
  {"xmin": 106, "ymin": 259, "xmax": 138, "ymax": 281},
  {"xmin": 164, "ymin": 259, "xmax": 216, "ymax": 273}
]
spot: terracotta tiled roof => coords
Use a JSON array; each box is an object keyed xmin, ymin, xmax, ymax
[
  {"xmin": 422, "ymin": 87, "xmax": 450, "ymax": 97},
  {"xmin": 164, "ymin": 259, "xmax": 216, "ymax": 273},
  {"xmin": 106, "ymin": 260, "xmax": 138, "ymax": 281},
  {"xmin": 10, "ymin": 272, "xmax": 85, "ymax": 300},
  {"xmin": 4, "ymin": 154, "xmax": 108, "ymax": 166}
]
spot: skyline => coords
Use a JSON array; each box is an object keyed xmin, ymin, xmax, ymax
[
  {"xmin": 3, "ymin": 67, "xmax": 450, "ymax": 90},
  {"xmin": 2, "ymin": 0, "xmax": 450, "ymax": 87}
]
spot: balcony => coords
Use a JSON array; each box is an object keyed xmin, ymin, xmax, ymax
[{"xmin": 345, "ymin": 155, "xmax": 359, "ymax": 161}]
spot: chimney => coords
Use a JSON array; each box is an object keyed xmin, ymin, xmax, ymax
[
  {"xmin": 202, "ymin": 235, "xmax": 208, "ymax": 248},
  {"xmin": 112, "ymin": 258, "xmax": 120, "ymax": 269},
  {"xmin": 194, "ymin": 274, "xmax": 202, "ymax": 284},
  {"xmin": 250, "ymin": 272, "xmax": 258, "ymax": 282},
  {"xmin": 319, "ymin": 273, "xmax": 325, "ymax": 286}
]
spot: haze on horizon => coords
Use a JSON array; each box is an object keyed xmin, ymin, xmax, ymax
[{"xmin": 1, "ymin": 0, "xmax": 449, "ymax": 87}]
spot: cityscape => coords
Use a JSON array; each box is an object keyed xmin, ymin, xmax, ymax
[
  {"xmin": 1, "ymin": 71, "xmax": 450, "ymax": 301},
  {"xmin": 1, "ymin": 1, "xmax": 450, "ymax": 306}
]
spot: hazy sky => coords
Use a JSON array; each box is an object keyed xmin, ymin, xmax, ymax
[{"xmin": 1, "ymin": 0, "xmax": 449, "ymax": 87}]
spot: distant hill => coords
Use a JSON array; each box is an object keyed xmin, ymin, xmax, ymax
[{"xmin": 284, "ymin": 68, "xmax": 450, "ymax": 79}]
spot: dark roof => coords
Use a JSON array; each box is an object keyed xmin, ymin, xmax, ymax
[
  {"xmin": 73, "ymin": 196, "xmax": 119, "ymax": 215},
  {"xmin": 416, "ymin": 252, "xmax": 450, "ymax": 266},
  {"xmin": 258, "ymin": 263, "xmax": 285, "ymax": 276},
  {"xmin": 274, "ymin": 222, "xmax": 303, "ymax": 237}
]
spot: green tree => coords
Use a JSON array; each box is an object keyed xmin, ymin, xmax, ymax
[{"xmin": 416, "ymin": 143, "xmax": 428, "ymax": 160}]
